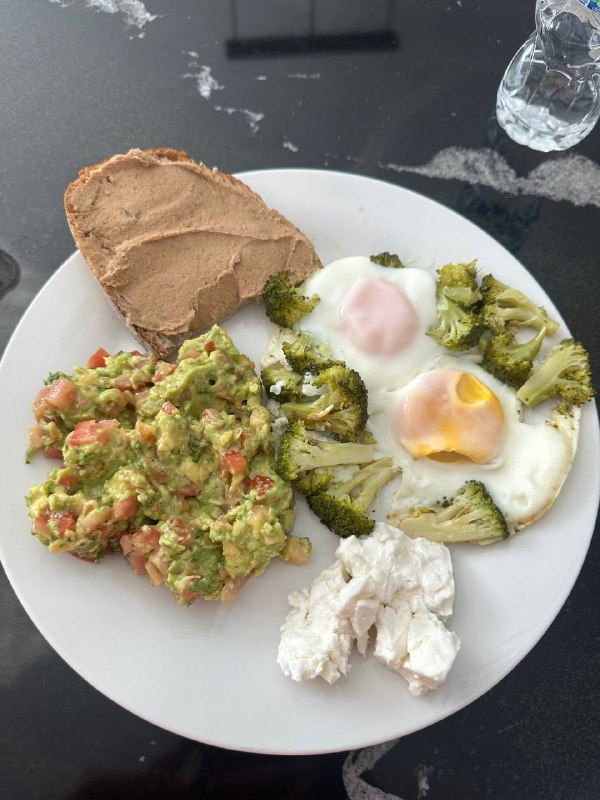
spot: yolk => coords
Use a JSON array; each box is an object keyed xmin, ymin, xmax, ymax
[
  {"xmin": 337, "ymin": 278, "xmax": 419, "ymax": 355},
  {"xmin": 396, "ymin": 369, "xmax": 505, "ymax": 464}
]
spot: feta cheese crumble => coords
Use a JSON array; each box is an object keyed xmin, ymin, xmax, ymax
[{"xmin": 277, "ymin": 523, "xmax": 460, "ymax": 695}]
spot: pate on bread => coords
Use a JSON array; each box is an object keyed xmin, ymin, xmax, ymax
[{"xmin": 65, "ymin": 148, "xmax": 322, "ymax": 358}]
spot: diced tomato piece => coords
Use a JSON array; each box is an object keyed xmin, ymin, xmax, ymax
[
  {"xmin": 69, "ymin": 419, "xmax": 118, "ymax": 446},
  {"xmin": 120, "ymin": 533, "xmax": 134, "ymax": 555},
  {"xmin": 33, "ymin": 514, "xmax": 50, "ymax": 537},
  {"xmin": 221, "ymin": 451, "xmax": 247, "ymax": 475},
  {"xmin": 86, "ymin": 347, "xmax": 109, "ymax": 369},
  {"xmin": 129, "ymin": 526, "xmax": 161, "ymax": 555},
  {"xmin": 46, "ymin": 378, "xmax": 77, "ymax": 411},
  {"xmin": 57, "ymin": 473, "xmax": 77, "ymax": 491},
  {"xmin": 139, "ymin": 527, "xmax": 161, "ymax": 550},
  {"xmin": 239, "ymin": 432, "xmax": 247, "ymax": 445},
  {"xmin": 250, "ymin": 475, "xmax": 275, "ymax": 497},
  {"xmin": 153, "ymin": 362, "xmax": 177, "ymax": 383},
  {"xmin": 161, "ymin": 401, "xmax": 177, "ymax": 415},
  {"xmin": 33, "ymin": 387, "xmax": 52, "ymax": 419},
  {"xmin": 44, "ymin": 446, "xmax": 63, "ymax": 460},
  {"xmin": 113, "ymin": 496, "xmax": 140, "ymax": 521},
  {"xmin": 204, "ymin": 341, "xmax": 216, "ymax": 354},
  {"xmin": 55, "ymin": 513, "xmax": 76, "ymax": 535}
]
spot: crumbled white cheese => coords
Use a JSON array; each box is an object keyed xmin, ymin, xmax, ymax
[
  {"xmin": 374, "ymin": 594, "xmax": 460, "ymax": 695},
  {"xmin": 277, "ymin": 562, "xmax": 354, "ymax": 684},
  {"xmin": 269, "ymin": 380, "xmax": 286, "ymax": 396},
  {"xmin": 301, "ymin": 373, "xmax": 322, "ymax": 397},
  {"xmin": 277, "ymin": 523, "xmax": 460, "ymax": 694}
]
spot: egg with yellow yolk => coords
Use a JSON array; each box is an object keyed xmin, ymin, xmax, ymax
[
  {"xmin": 375, "ymin": 357, "xmax": 576, "ymax": 532},
  {"xmin": 395, "ymin": 369, "xmax": 505, "ymax": 464}
]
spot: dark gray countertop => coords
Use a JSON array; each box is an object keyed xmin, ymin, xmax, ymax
[{"xmin": 1, "ymin": 2, "xmax": 599, "ymax": 798}]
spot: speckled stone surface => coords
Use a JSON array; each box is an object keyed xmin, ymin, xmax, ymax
[{"xmin": 1, "ymin": 2, "xmax": 599, "ymax": 798}]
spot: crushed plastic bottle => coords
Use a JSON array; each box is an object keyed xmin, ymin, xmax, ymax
[{"xmin": 496, "ymin": 0, "xmax": 600, "ymax": 151}]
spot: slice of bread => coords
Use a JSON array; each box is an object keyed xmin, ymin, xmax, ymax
[{"xmin": 65, "ymin": 148, "xmax": 322, "ymax": 358}]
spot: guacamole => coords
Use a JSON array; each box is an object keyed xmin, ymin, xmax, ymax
[{"xmin": 26, "ymin": 326, "xmax": 310, "ymax": 605}]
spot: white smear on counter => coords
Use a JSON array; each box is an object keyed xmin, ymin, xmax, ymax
[
  {"xmin": 283, "ymin": 138, "xmax": 299, "ymax": 153},
  {"xmin": 214, "ymin": 106, "xmax": 264, "ymax": 135},
  {"xmin": 255, "ymin": 75, "xmax": 268, "ymax": 81},
  {"xmin": 381, "ymin": 147, "xmax": 600, "ymax": 208},
  {"xmin": 287, "ymin": 72, "xmax": 321, "ymax": 79},
  {"xmin": 343, "ymin": 740, "xmax": 404, "ymax": 800},
  {"xmin": 416, "ymin": 765, "xmax": 434, "ymax": 798},
  {"xmin": 182, "ymin": 56, "xmax": 224, "ymax": 100},
  {"xmin": 50, "ymin": 0, "xmax": 157, "ymax": 34}
]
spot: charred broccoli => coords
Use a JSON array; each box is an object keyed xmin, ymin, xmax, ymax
[
  {"xmin": 276, "ymin": 421, "xmax": 375, "ymax": 481},
  {"xmin": 263, "ymin": 272, "xmax": 320, "ymax": 328},
  {"xmin": 282, "ymin": 332, "xmax": 343, "ymax": 374},
  {"xmin": 294, "ymin": 467, "xmax": 333, "ymax": 496},
  {"xmin": 261, "ymin": 363, "xmax": 304, "ymax": 403},
  {"xmin": 481, "ymin": 327, "xmax": 547, "ymax": 389},
  {"xmin": 428, "ymin": 294, "xmax": 484, "ymax": 351},
  {"xmin": 437, "ymin": 261, "xmax": 481, "ymax": 307},
  {"xmin": 428, "ymin": 261, "xmax": 484, "ymax": 350},
  {"xmin": 280, "ymin": 364, "xmax": 368, "ymax": 442},
  {"xmin": 307, "ymin": 457, "xmax": 400, "ymax": 538},
  {"xmin": 516, "ymin": 338, "xmax": 594, "ymax": 408},
  {"xmin": 398, "ymin": 480, "xmax": 509, "ymax": 544},
  {"xmin": 370, "ymin": 252, "xmax": 404, "ymax": 268},
  {"xmin": 481, "ymin": 274, "xmax": 559, "ymax": 335}
]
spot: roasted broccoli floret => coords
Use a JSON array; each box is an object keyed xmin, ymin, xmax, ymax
[
  {"xmin": 481, "ymin": 327, "xmax": 547, "ymax": 389},
  {"xmin": 282, "ymin": 332, "xmax": 343, "ymax": 374},
  {"xmin": 428, "ymin": 294, "xmax": 484, "ymax": 351},
  {"xmin": 370, "ymin": 252, "xmax": 404, "ymax": 268},
  {"xmin": 516, "ymin": 338, "xmax": 594, "ymax": 408},
  {"xmin": 398, "ymin": 480, "xmax": 509, "ymax": 544},
  {"xmin": 427, "ymin": 262, "xmax": 484, "ymax": 350},
  {"xmin": 261, "ymin": 363, "xmax": 304, "ymax": 403},
  {"xmin": 437, "ymin": 261, "xmax": 481, "ymax": 307},
  {"xmin": 263, "ymin": 272, "xmax": 320, "ymax": 328},
  {"xmin": 307, "ymin": 458, "xmax": 400, "ymax": 538},
  {"xmin": 294, "ymin": 467, "xmax": 333, "ymax": 496},
  {"xmin": 276, "ymin": 421, "xmax": 375, "ymax": 481},
  {"xmin": 280, "ymin": 364, "xmax": 368, "ymax": 442},
  {"xmin": 480, "ymin": 274, "xmax": 559, "ymax": 335}
]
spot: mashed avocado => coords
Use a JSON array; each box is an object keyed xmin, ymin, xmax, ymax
[{"xmin": 26, "ymin": 326, "xmax": 310, "ymax": 605}]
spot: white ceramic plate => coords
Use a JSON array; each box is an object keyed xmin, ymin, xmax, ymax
[{"xmin": 1, "ymin": 170, "xmax": 598, "ymax": 755}]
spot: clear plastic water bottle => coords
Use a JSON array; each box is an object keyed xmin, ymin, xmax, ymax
[{"xmin": 496, "ymin": 0, "xmax": 600, "ymax": 151}]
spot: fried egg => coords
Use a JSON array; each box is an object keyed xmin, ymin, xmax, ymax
[
  {"xmin": 371, "ymin": 357, "xmax": 577, "ymax": 531},
  {"xmin": 297, "ymin": 257, "xmax": 441, "ymax": 391},
  {"xmin": 291, "ymin": 256, "xmax": 579, "ymax": 532}
]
